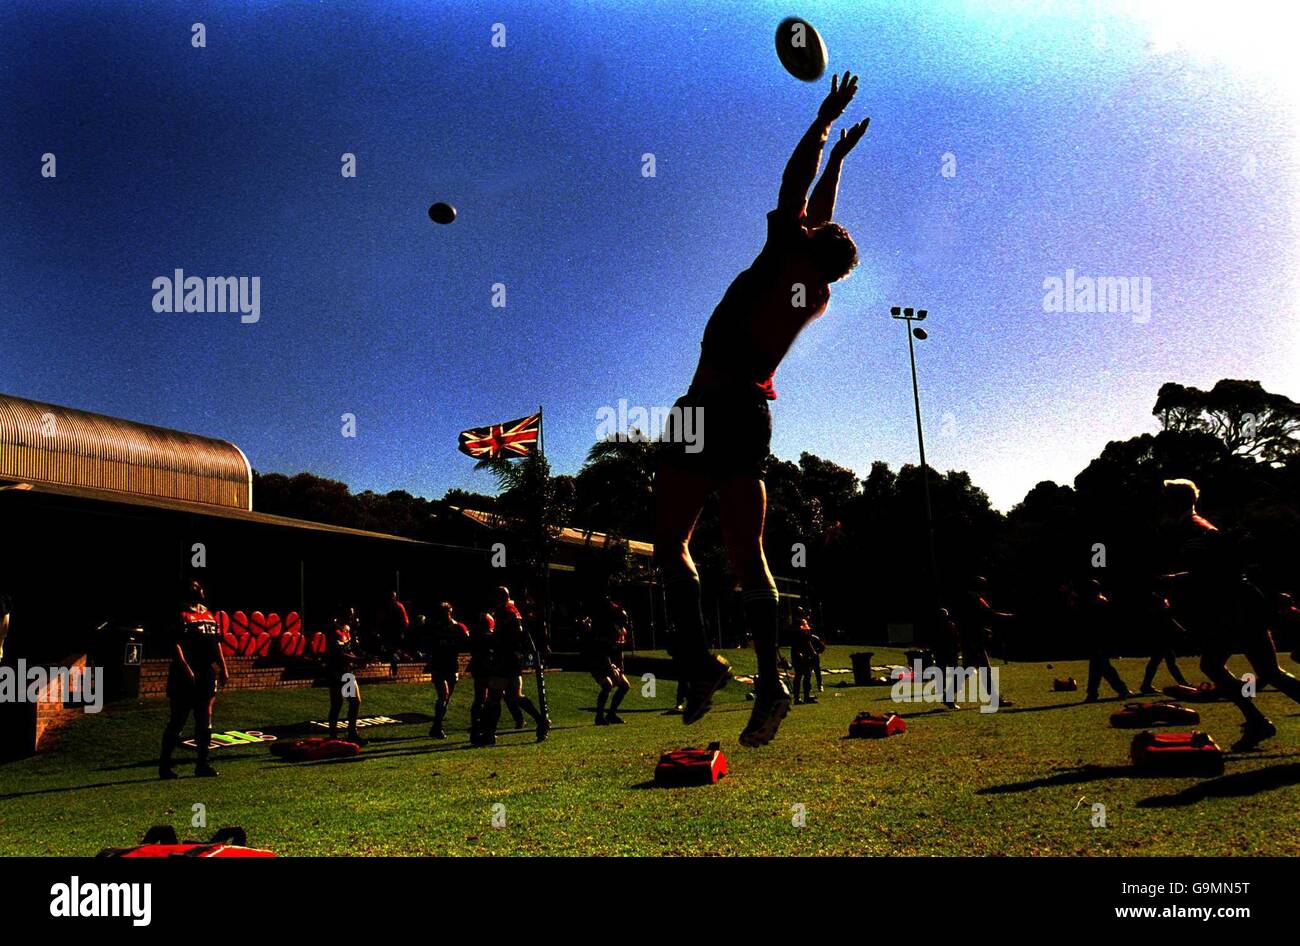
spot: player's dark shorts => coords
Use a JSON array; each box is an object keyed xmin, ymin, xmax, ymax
[
  {"xmin": 588, "ymin": 649, "xmax": 624, "ymax": 680},
  {"xmin": 489, "ymin": 650, "xmax": 524, "ymax": 679},
  {"xmin": 323, "ymin": 662, "xmax": 356, "ymax": 690},
  {"xmin": 656, "ymin": 388, "xmax": 772, "ymax": 482},
  {"xmin": 1182, "ymin": 580, "xmax": 1272, "ymax": 655},
  {"xmin": 166, "ymin": 664, "xmax": 216, "ymax": 701},
  {"xmin": 430, "ymin": 655, "xmax": 459, "ymax": 680}
]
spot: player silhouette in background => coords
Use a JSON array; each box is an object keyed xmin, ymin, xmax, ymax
[
  {"xmin": 1158, "ymin": 478, "xmax": 1300, "ymax": 750},
  {"xmin": 324, "ymin": 608, "xmax": 365, "ymax": 744},
  {"xmin": 655, "ymin": 72, "xmax": 869, "ymax": 747},
  {"xmin": 588, "ymin": 597, "xmax": 632, "ymax": 725},
  {"xmin": 1139, "ymin": 589, "xmax": 1190, "ymax": 693},
  {"xmin": 428, "ymin": 602, "xmax": 469, "ymax": 739},
  {"xmin": 159, "ymin": 580, "xmax": 227, "ymax": 779},
  {"xmin": 1077, "ymin": 579, "xmax": 1132, "ymax": 702}
]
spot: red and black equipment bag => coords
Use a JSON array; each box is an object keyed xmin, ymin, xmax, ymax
[
  {"xmin": 97, "ymin": 826, "xmax": 276, "ymax": 858},
  {"xmin": 1052, "ymin": 676, "xmax": 1078, "ymax": 692},
  {"xmin": 654, "ymin": 742, "xmax": 728, "ymax": 786},
  {"xmin": 1130, "ymin": 730, "xmax": 1224, "ymax": 776},
  {"xmin": 1110, "ymin": 701, "xmax": 1199, "ymax": 728},
  {"xmin": 1162, "ymin": 682, "xmax": 1223, "ymax": 703},
  {"xmin": 847, "ymin": 711, "xmax": 907, "ymax": 739},
  {"xmin": 270, "ymin": 737, "xmax": 361, "ymax": 762}
]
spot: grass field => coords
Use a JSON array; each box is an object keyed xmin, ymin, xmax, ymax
[{"xmin": 3, "ymin": 647, "xmax": 1299, "ymax": 856}]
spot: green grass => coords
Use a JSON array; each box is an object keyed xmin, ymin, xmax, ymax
[{"xmin": 2, "ymin": 647, "xmax": 1298, "ymax": 855}]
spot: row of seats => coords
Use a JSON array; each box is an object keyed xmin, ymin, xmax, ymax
[{"xmin": 214, "ymin": 611, "xmax": 326, "ymax": 661}]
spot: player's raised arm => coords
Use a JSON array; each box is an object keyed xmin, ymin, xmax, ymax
[
  {"xmin": 777, "ymin": 71, "xmax": 858, "ymax": 217},
  {"xmin": 806, "ymin": 117, "xmax": 869, "ymax": 226}
]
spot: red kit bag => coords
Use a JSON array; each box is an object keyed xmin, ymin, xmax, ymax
[
  {"xmin": 1130, "ymin": 731, "xmax": 1224, "ymax": 776},
  {"xmin": 654, "ymin": 742, "xmax": 728, "ymax": 785},
  {"xmin": 1162, "ymin": 683, "xmax": 1223, "ymax": 703},
  {"xmin": 1110, "ymin": 702, "xmax": 1199, "ymax": 729},
  {"xmin": 848, "ymin": 712, "xmax": 907, "ymax": 739},
  {"xmin": 270, "ymin": 737, "xmax": 361, "ymax": 762},
  {"xmin": 97, "ymin": 827, "xmax": 276, "ymax": 858}
]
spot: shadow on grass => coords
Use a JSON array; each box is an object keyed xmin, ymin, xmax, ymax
[
  {"xmin": 0, "ymin": 776, "xmax": 183, "ymax": 800},
  {"xmin": 977, "ymin": 764, "xmax": 1138, "ymax": 793},
  {"xmin": 1137, "ymin": 760, "xmax": 1300, "ymax": 808},
  {"xmin": 1003, "ymin": 699, "xmax": 1120, "ymax": 715}
]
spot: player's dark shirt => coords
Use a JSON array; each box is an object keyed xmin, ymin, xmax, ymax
[
  {"xmin": 693, "ymin": 208, "xmax": 830, "ymax": 400},
  {"xmin": 467, "ymin": 615, "xmax": 495, "ymax": 677},
  {"xmin": 431, "ymin": 619, "xmax": 469, "ymax": 660},
  {"xmin": 790, "ymin": 622, "xmax": 816, "ymax": 663},
  {"xmin": 173, "ymin": 603, "xmax": 221, "ymax": 687},
  {"xmin": 493, "ymin": 602, "xmax": 528, "ymax": 655},
  {"xmin": 325, "ymin": 623, "xmax": 357, "ymax": 673}
]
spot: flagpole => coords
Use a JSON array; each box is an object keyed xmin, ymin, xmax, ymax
[{"xmin": 538, "ymin": 405, "xmax": 550, "ymax": 659}]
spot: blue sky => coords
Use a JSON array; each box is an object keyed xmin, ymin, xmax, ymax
[{"xmin": 2, "ymin": 0, "xmax": 1296, "ymax": 511}]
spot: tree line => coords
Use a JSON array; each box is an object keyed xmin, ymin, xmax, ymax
[{"xmin": 253, "ymin": 379, "xmax": 1299, "ymax": 655}]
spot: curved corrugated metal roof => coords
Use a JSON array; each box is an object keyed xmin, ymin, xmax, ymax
[{"xmin": 0, "ymin": 392, "xmax": 251, "ymax": 509}]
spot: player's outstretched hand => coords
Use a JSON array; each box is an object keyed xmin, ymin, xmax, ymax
[
  {"xmin": 831, "ymin": 118, "xmax": 871, "ymax": 159},
  {"xmin": 818, "ymin": 71, "xmax": 858, "ymax": 123}
]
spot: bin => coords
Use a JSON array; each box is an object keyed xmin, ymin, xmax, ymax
[{"xmin": 849, "ymin": 651, "xmax": 875, "ymax": 686}]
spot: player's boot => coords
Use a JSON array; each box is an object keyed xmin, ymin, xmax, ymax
[
  {"xmin": 195, "ymin": 763, "xmax": 219, "ymax": 778},
  {"xmin": 605, "ymin": 712, "xmax": 625, "ymax": 724},
  {"xmin": 681, "ymin": 654, "xmax": 732, "ymax": 725},
  {"xmin": 159, "ymin": 767, "xmax": 178, "ymax": 780},
  {"xmin": 739, "ymin": 677, "xmax": 792, "ymax": 748},
  {"xmin": 1231, "ymin": 719, "xmax": 1277, "ymax": 752},
  {"xmin": 594, "ymin": 712, "xmax": 608, "ymax": 726}
]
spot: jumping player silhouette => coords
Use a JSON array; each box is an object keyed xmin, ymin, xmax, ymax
[
  {"xmin": 1158, "ymin": 478, "xmax": 1300, "ymax": 750},
  {"xmin": 654, "ymin": 72, "xmax": 869, "ymax": 747}
]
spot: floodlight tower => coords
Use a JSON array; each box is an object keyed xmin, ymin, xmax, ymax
[{"xmin": 890, "ymin": 305, "xmax": 939, "ymax": 604}]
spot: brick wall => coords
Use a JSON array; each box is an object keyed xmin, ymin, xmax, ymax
[
  {"xmin": 26, "ymin": 654, "xmax": 91, "ymax": 753},
  {"xmin": 138, "ymin": 654, "xmax": 474, "ymax": 696}
]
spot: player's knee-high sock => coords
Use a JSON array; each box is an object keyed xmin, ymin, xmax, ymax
[
  {"xmin": 347, "ymin": 696, "xmax": 360, "ymax": 735},
  {"xmin": 665, "ymin": 573, "xmax": 709, "ymax": 665},
  {"xmin": 609, "ymin": 683, "xmax": 627, "ymax": 713},
  {"xmin": 1257, "ymin": 659, "xmax": 1300, "ymax": 704},
  {"xmin": 1166, "ymin": 654, "xmax": 1188, "ymax": 686},
  {"xmin": 435, "ymin": 697, "xmax": 448, "ymax": 726},
  {"xmin": 1142, "ymin": 654, "xmax": 1161, "ymax": 690},
  {"xmin": 1201, "ymin": 655, "xmax": 1268, "ymax": 726},
  {"xmin": 596, "ymin": 685, "xmax": 609, "ymax": 717},
  {"xmin": 159, "ymin": 702, "xmax": 186, "ymax": 769},
  {"xmin": 741, "ymin": 586, "xmax": 780, "ymax": 687},
  {"xmin": 328, "ymin": 693, "xmax": 341, "ymax": 736},
  {"xmin": 194, "ymin": 703, "xmax": 212, "ymax": 768},
  {"xmin": 515, "ymin": 695, "xmax": 542, "ymax": 724}
]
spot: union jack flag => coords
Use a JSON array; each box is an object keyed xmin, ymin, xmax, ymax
[{"xmin": 458, "ymin": 412, "xmax": 541, "ymax": 460}]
